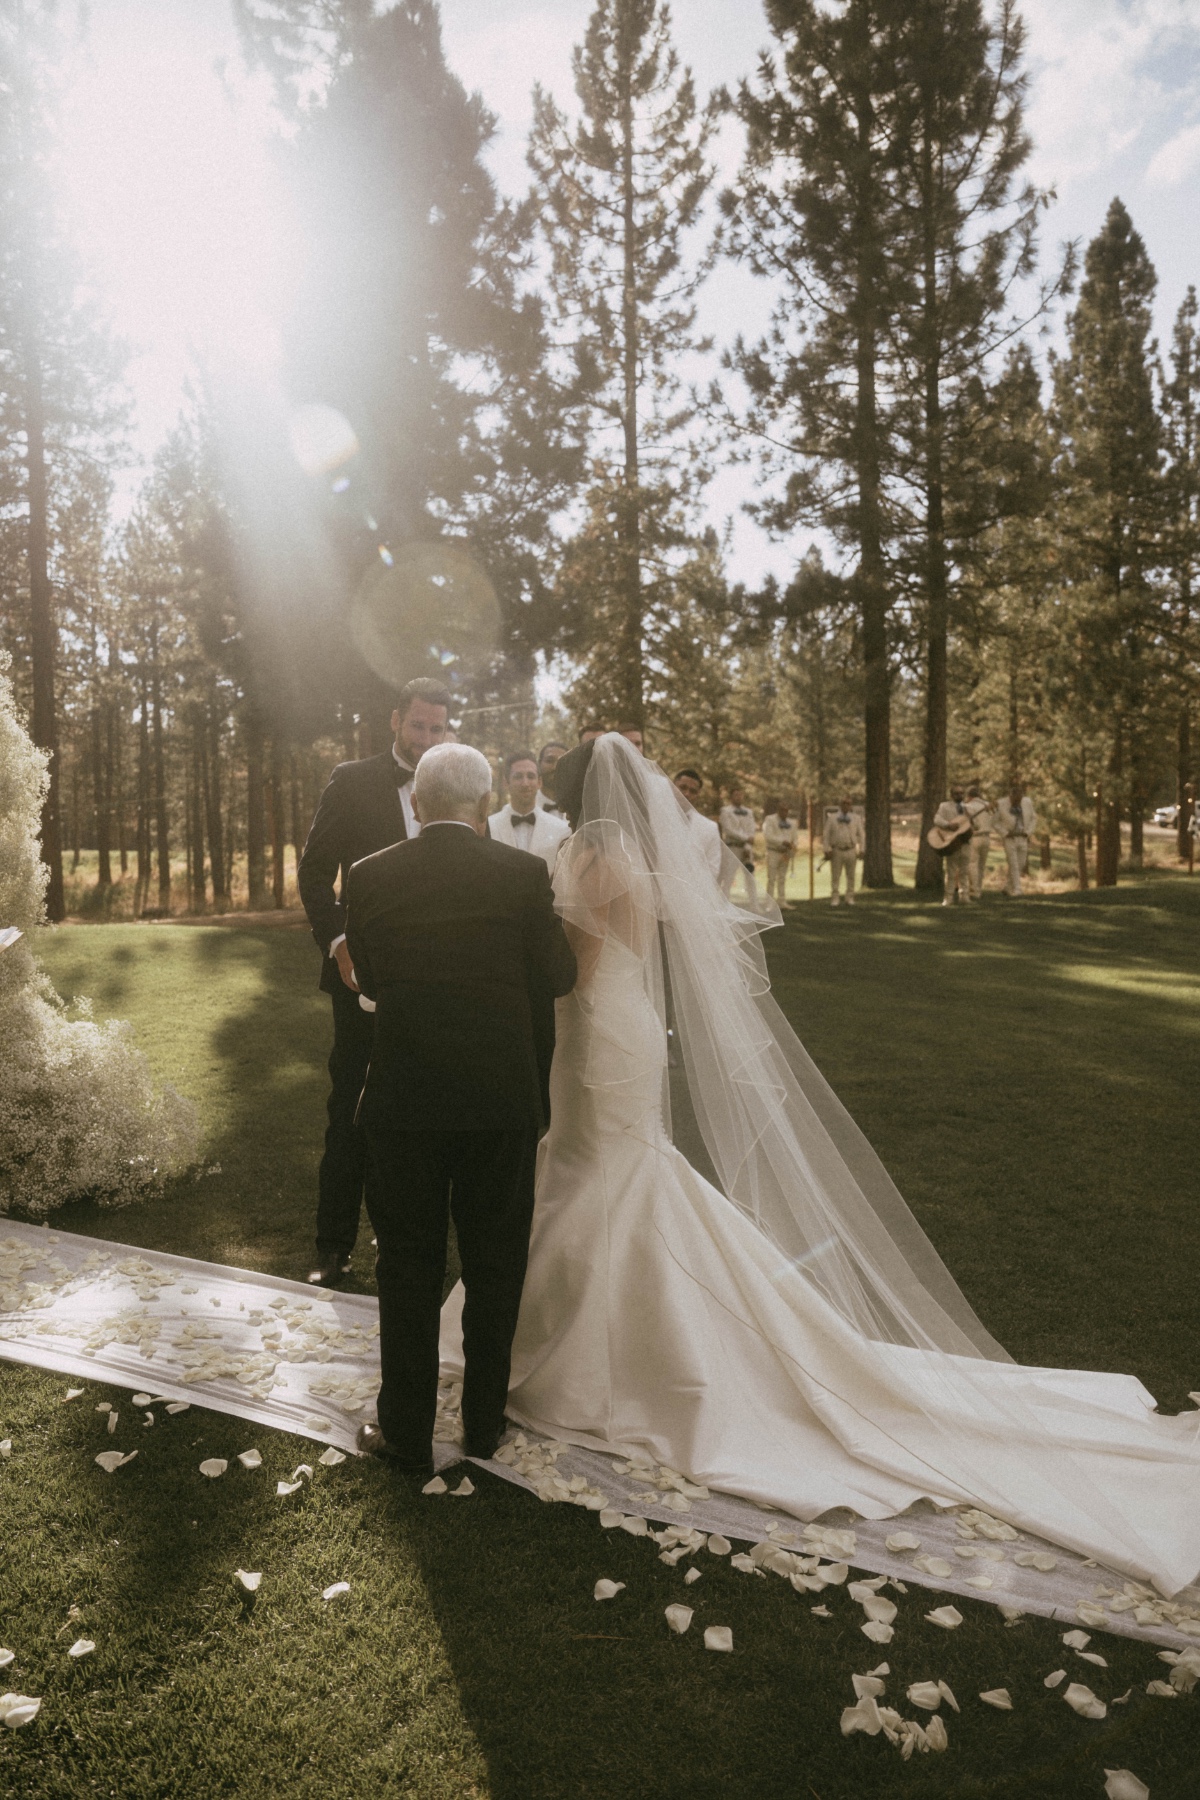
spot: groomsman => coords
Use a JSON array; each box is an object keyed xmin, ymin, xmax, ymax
[
  {"xmin": 673, "ymin": 767, "xmax": 723, "ymax": 879},
  {"xmin": 763, "ymin": 801, "xmax": 799, "ymax": 904},
  {"xmin": 965, "ymin": 786, "xmax": 994, "ymax": 899},
  {"xmin": 297, "ymin": 676, "xmax": 450, "ymax": 1287},
  {"xmin": 534, "ymin": 741, "xmax": 568, "ymax": 815},
  {"xmin": 933, "ymin": 786, "xmax": 972, "ymax": 905},
  {"xmin": 823, "ymin": 797, "xmax": 864, "ymax": 907},
  {"xmin": 997, "ymin": 784, "xmax": 1038, "ymax": 896},
  {"xmin": 489, "ymin": 751, "xmax": 570, "ymax": 874}
]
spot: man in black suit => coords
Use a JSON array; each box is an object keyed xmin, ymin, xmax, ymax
[
  {"xmin": 345, "ymin": 743, "xmax": 576, "ymax": 1474},
  {"xmin": 297, "ymin": 676, "xmax": 451, "ymax": 1287}
]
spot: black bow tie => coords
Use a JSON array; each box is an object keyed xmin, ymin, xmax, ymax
[
  {"xmin": 512, "ymin": 812, "xmax": 537, "ymax": 828},
  {"xmin": 394, "ymin": 762, "xmax": 415, "ymax": 788}
]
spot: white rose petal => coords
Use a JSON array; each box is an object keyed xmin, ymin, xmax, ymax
[
  {"xmin": 1044, "ymin": 1669, "xmax": 1067, "ymax": 1688},
  {"xmin": 810, "ymin": 1605, "xmax": 832, "ymax": 1617},
  {"xmin": 705, "ymin": 1534, "xmax": 731, "ymax": 1556},
  {"xmin": 322, "ymin": 1582, "xmax": 350, "ymax": 1601},
  {"xmin": 1014, "ymin": 1550, "xmax": 1057, "ymax": 1572},
  {"xmin": 142, "ymin": 1413, "xmax": 154, "ymax": 1428},
  {"xmin": 318, "ymin": 1447, "xmax": 346, "ymax": 1467},
  {"xmin": 1062, "ymin": 1629, "xmax": 1091, "ymax": 1651},
  {"xmin": 1063, "ymin": 1682, "xmax": 1106, "ymax": 1720},
  {"xmin": 304, "ymin": 1417, "xmax": 332, "ymax": 1432},
  {"xmin": 290, "ymin": 1465, "xmax": 314, "ymax": 1482},
  {"xmin": 450, "ymin": 1477, "xmax": 474, "ymax": 1497},
  {"xmin": 0, "ymin": 1440, "xmax": 11, "ymax": 1458},
  {"xmin": 237, "ymin": 1449, "xmax": 263, "ymax": 1470},
  {"xmin": 131, "ymin": 1394, "xmax": 152, "ymax": 1408},
  {"xmin": 165, "ymin": 1402, "xmax": 189, "ymax": 1415},
  {"xmin": 683, "ymin": 1567, "xmax": 701, "ymax": 1585},
  {"xmin": 106, "ymin": 1412, "xmax": 118, "ymax": 1435},
  {"xmin": 94, "ymin": 1450, "xmax": 137, "ymax": 1473},
  {"xmin": 925, "ymin": 1606, "xmax": 964, "ymax": 1629},
  {"xmin": 64, "ymin": 1388, "xmax": 84, "ymax": 1401},
  {"xmin": 937, "ymin": 1680, "xmax": 959, "ymax": 1711},
  {"xmin": 703, "ymin": 1625, "xmax": 733, "ymax": 1653},
  {"xmin": 276, "ymin": 1480, "xmax": 302, "ymax": 1497},
  {"xmin": 1078, "ymin": 1651, "xmax": 1108, "ymax": 1667},
  {"xmin": 593, "ymin": 1579, "xmax": 625, "ymax": 1601},
  {"xmin": 235, "ymin": 1570, "xmax": 262, "ymax": 1593},
  {"xmin": 861, "ymin": 1620, "xmax": 894, "ymax": 1644},
  {"xmin": 907, "ymin": 1681, "xmax": 942, "ymax": 1711},
  {"xmin": 199, "ymin": 1459, "xmax": 227, "ymax": 1479},
  {"xmin": 966, "ymin": 1575, "xmax": 993, "ymax": 1590},
  {"xmin": 665, "ymin": 1604, "xmax": 693, "ymax": 1635},
  {"xmin": 1104, "ymin": 1771, "xmax": 1150, "ymax": 1800},
  {"xmin": 421, "ymin": 1476, "xmax": 448, "ymax": 1495},
  {"xmin": 1077, "ymin": 1602, "xmax": 1110, "ymax": 1629},
  {"xmin": 884, "ymin": 1531, "xmax": 922, "ymax": 1553},
  {"xmin": 67, "ymin": 1640, "xmax": 95, "ymax": 1660},
  {"xmin": 0, "ymin": 1652, "xmax": 13, "ymax": 1670},
  {"xmin": 0, "ymin": 1694, "xmax": 41, "ymax": 1729},
  {"xmin": 925, "ymin": 1714, "xmax": 949, "ymax": 1752},
  {"xmin": 979, "ymin": 1688, "xmax": 1012, "ymax": 1710},
  {"xmin": 598, "ymin": 1509, "xmax": 623, "ymax": 1528},
  {"xmin": 840, "ymin": 1696, "xmax": 883, "ymax": 1737},
  {"xmin": 852, "ymin": 1672, "xmax": 887, "ymax": 1700},
  {"xmin": 861, "ymin": 1595, "xmax": 897, "ymax": 1624},
  {"xmin": 913, "ymin": 1555, "xmax": 954, "ymax": 1578},
  {"xmin": 1112, "ymin": 1689, "xmax": 1133, "ymax": 1706},
  {"xmin": 619, "ymin": 1516, "xmax": 648, "ymax": 1537},
  {"xmin": 96, "ymin": 1403, "xmax": 112, "ymax": 1414},
  {"xmin": 1145, "ymin": 1680, "xmax": 1177, "ymax": 1699}
]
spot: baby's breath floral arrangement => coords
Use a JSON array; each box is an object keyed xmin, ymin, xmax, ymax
[{"xmin": 0, "ymin": 653, "xmax": 197, "ymax": 1216}]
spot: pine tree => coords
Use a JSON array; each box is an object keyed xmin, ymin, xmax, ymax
[
  {"xmin": 723, "ymin": 0, "xmax": 911, "ymax": 886},
  {"xmin": 1052, "ymin": 199, "xmax": 1165, "ymax": 885},
  {"xmin": 529, "ymin": 0, "xmax": 719, "ymax": 727},
  {"xmin": 1162, "ymin": 287, "xmax": 1200, "ymax": 856}
]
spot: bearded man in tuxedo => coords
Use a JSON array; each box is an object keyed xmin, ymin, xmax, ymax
[{"xmin": 297, "ymin": 676, "xmax": 451, "ymax": 1287}]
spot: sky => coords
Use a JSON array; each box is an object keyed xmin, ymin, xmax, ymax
[{"xmin": 57, "ymin": 0, "xmax": 1200, "ymax": 588}]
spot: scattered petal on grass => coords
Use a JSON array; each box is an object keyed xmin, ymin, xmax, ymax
[
  {"xmin": 979, "ymin": 1689, "xmax": 1012, "ymax": 1710},
  {"xmin": 94, "ymin": 1450, "xmax": 136, "ymax": 1473},
  {"xmin": 1044, "ymin": 1669, "xmax": 1067, "ymax": 1688},
  {"xmin": 106, "ymin": 1413, "xmax": 118, "ymax": 1435},
  {"xmin": 0, "ymin": 1652, "xmax": 13, "ymax": 1670},
  {"xmin": 810, "ymin": 1605, "xmax": 832, "ymax": 1617},
  {"xmin": 66, "ymin": 1640, "xmax": 95, "ymax": 1660},
  {"xmin": 925, "ymin": 1606, "xmax": 963, "ymax": 1630},
  {"xmin": 1062, "ymin": 1630, "xmax": 1091, "ymax": 1651},
  {"xmin": 1104, "ymin": 1771, "xmax": 1149, "ymax": 1800},
  {"xmin": 938, "ymin": 1681, "xmax": 960, "ymax": 1711},
  {"xmin": 1112, "ymin": 1690, "xmax": 1133, "ymax": 1706},
  {"xmin": 234, "ymin": 1571, "xmax": 262, "ymax": 1593},
  {"xmin": 322, "ymin": 1582, "xmax": 350, "ymax": 1601},
  {"xmin": 853, "ymin": 1671, "xmax": 887, "ymax": 1700},
  {"xmin": 290, "ymin": 1465, "xmax": 314, "ymax": 1482},
  {"xmin": 925, "ymin": 1715, "xmax": 949, "ymax": 1752},
  {"xmin": 276, "ymin": 1480, "xmax": 302, "ymax": 1497},
  {"xmin": 237, "ymin": 1449, "xmax": 262, "ymax": 1471},
  {"xmin": 683, "ymin": 1567, "xmax": 701, "ymax": 1586},
  {"xmin": 594, "ymin": 1580, "xmax": 625, "ymax": 1601},
  {"xmin": 665, "ymin": 1605, "xmax": 693, "ymax": 1635},
  {"xmin": 199, "ymin": 1459, "xmax": 227, "ymax": 1479},
  {"xmin": 131, "ymin": 1394, "xmax": 152, "ymax": 1408},
  {"xmin": 1062, "ymin": 1682, "xmax": 1106, "ymax": 1720},
  {"xmin": 165, "ymin": 1403, "xmax": 189, "ymax": 1416},
  {"xmin": 0, "ymin": 1694, "xmax": 41, "ymax": 1729},
  {"xmin": 706, "ymin": 1535, "xmax": 731, "ymax": 1556},
  {"xmin": 0, "ymin": 1440, "xmax": 11, "ymax": 1458},
  {"xmin": 1077, "ymin": 1602, "xmax": 1110, "ymax": 1629},
  {"xmin": 729, "ymin": 1553, "xmax": 755, "ymax": 1573},
  {"xmin": 1145, "ymin": 1681, "xmax": 1177, "ymax": 1699},
  {"xmin": 598, "ymin": 1510, "xmax": 623, "ymax": 1528},
  {"xmin": 703, "ymin": 1626, "xmax": 733, "ymax": 1653},
  {"xmin": 907, "ymin": 1682, "xmax": 942, "ymax": 1711},
  {"xmin": 861, "ymin": 1595, "xmax": 897, "ymax": 1624},
  {"xmin": 318, "ymin": 1448, "xmax": 346, "ymax": 1467},
  {"xmin": 421, "ymin": 1476, "xmax": 448, "ymax": 1495},
  {"xmin": 63, "ymin": 1388, "xmax": 84, "ymax": 1401},
  {"xmin": 142, "ymin": 1413, "xmax": 154, "ymax": 1428},
  {"xmin": 1078, "ymin": 1651, "xmax": 1108, "ymax": 1667},
  {"xmin": 96, "ymin": 1403, "xmax": 112, "ymax": 1414},
  {"xmin": 619, "ymin": 1516, "xmax": 648, "ymax": 1537},
  {"xmin": 885, "ymin": 1532, "xmax": 921, "ymax": 1554},
  {"xmin": 861, "ymin": 1621, "xmax": 894, "ymax": 1644},
  {"xmin": 1000, "ymin": 1606, "xmax": 1026, "ymax": 1625},
  {"xmin": 450, "ymin": 1477, "xmax": 474, "ymax": 1497},
  {"xmin": 840, "ymin": 1696, "xmax": 883, "ymax": 1737}
]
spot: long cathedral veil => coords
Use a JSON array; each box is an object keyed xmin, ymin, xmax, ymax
[
  {"xmin": 553, "ymin": 733, "xmax": 1009, "ymax": 1361},
  {"xmin": 549, "ymin": 735, "xmax": 1200, "ymax": 1595}
]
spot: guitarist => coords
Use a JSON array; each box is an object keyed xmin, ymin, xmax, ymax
[{"xmin": 932, "ymin": 786, "xmax": 972, "ymax": 906}]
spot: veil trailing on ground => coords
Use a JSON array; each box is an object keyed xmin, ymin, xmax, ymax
[{"xmin": 554, "ymin": 733, "xmax": 1009, "ymax": 1362}]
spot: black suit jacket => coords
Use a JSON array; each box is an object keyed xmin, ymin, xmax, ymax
[
  {"xmin": 298, "ymin": 752, "xmax": 411, "ymax": 993},
  {"xmin": 345, "ymin": 824, "xmax": 577, "ymax": 1133}
]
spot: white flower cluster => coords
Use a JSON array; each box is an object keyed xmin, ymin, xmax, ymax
[{"xmin": 0, "ymin": 653, "xmax": 197, "ymax": 1217}]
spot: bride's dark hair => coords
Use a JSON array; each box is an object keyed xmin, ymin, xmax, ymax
[{"xmin": 553, "ymin": 738, "xmax": 596, "ymax": 830}]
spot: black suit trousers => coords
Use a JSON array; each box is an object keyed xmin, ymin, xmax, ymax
[
  {"xmin": 364, "ymin": 1125, "xmax": 538, "ymax": 1461},
  {"xmin": 315, "ymin": 979, "xmax": 375, "ymax": 1256}
]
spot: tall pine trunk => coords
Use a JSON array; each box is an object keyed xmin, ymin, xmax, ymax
[
  {"xmin": 1177, "ymin": 707, "xmax": 1192, "ymax": 858},
  {"xmin": 92, "ymin": 702, "xmax": 112, "ymax": 887},
  {"xmin": 23, "ymin": 330, "xmax": 65, "ymax": 919},
  {"xmin": 914, "ymin": 119, "xmax": 949, "ymax": 892},
  {"xmin": 150, "ymin": 636, "xmax": 170, "ymax": 907},
  {"xmin": 135, "ymin": 677, "xmax": 151, "ymax": 911},
  {"xmin": 203, "ymin": 707, "xmax": 228, "ymax": 907},
  {"xmin": 245, "ymin": 711, "xmax": 267, "ymax": 909},
  {"xmin": 617, "ymin": 40, "xmax": 644, "ymax": 727},
  {"xmin": 269, "ymin": 737, "xmax": 285, "ymax": 910}
]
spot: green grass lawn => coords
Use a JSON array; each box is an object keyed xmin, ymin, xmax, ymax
[{"xmin": 2, "ymin": 888, "xmax": 1199, "ymax": 1797}]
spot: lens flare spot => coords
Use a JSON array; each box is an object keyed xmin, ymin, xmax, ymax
[{"xmin": 288, "ymin": 403, "xmax": 358, "ymax": 476}]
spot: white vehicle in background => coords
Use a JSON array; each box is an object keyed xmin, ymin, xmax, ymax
[{"xmin": 1152, "ymin": 804, "xmax": 1179, "ymax": 829}]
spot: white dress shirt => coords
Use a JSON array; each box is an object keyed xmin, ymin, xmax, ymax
[{"xmin": 489, "ymin": 802, "xmax": 570, "ymax": 874}]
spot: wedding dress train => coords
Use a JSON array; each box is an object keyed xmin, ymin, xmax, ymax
[{"xmin": 441, "ymin": 737, "xmax": 1200, "ymax": 1597}]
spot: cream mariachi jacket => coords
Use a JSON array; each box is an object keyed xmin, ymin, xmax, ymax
[
  {"xmin": 823, "ymin": 810, "xmax": 864, "ymax": 854},
  {"xmin": 996, "ymin": 796, "xmax": 1037, "ymax": 839},
  {"xmin": 763, "ymin": 815, "xmax": 799, "ymax": 853}
]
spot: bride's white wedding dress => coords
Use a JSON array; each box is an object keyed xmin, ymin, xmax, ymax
[{"xmin": 441, "ymin": 736, "xmax": 1200, "ymax": 1596}]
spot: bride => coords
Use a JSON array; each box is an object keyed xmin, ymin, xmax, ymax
[{"xmin": 441, "ymin": 732, "xmax": 1200, "ymax": 1597}]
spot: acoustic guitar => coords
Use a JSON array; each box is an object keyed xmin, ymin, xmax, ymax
[{"xmin": 926, "ymin": 817, "xmax": 972, "ymax": 857}]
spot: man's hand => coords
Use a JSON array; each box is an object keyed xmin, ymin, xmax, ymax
[{"xmin": 333, "ymin": 940, "xmax": 360, "ymax": 992}]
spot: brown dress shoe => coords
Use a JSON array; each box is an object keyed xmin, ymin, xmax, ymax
[
  {"xmin": 355, "ymin": 1421, "xmax": 433, "ymax": 1479},
  {"xmin": 306, "ymin": 1254, "xmax": 352, "ymax": 1288}
]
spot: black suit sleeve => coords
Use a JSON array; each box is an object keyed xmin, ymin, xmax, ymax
[
  {"xmin": 298, "ymin": 765, "xmax": 350, "ymax": 955},
  {"xmin": 343, "ymin": 863, "xmax": 377, "ymax": 1003},
  {"xmin": 524, "ymin": 858, "xmax": 577, "ymax": 998}
]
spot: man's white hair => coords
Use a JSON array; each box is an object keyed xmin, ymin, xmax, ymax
[{"xmin": 413, "ymin": 742, "xmax": 493, "ymax": 821}]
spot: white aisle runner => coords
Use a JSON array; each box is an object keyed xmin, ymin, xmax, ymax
[{"xmin": 2, "ymin": 1220, "xmax": 1199, "ymax": 1652}]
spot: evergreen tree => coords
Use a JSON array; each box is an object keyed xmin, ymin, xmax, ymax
[
  {"xmin": 529, "ymin": 0, "xmax": 719, "ymax": 728},
  {"xmin": 1052, "ymin": 199, "xmax": 1165, "ymax": 884},
  {"xmin": 1162, "ymin": 287, "xmax": 1200, "ymax": 856},
  {"xmin": 723, "ymin": 0, "xmax": 911, "ymax": 885}
]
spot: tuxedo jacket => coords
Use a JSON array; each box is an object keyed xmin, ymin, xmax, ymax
[
  {"xmin": 298, "ymin": 752, "xmax": 410, "ymax": 994},
  {"xmin": 487, "ymin": 802, "xmax": 571, "ymax": 875},
  {"xmin": 344, "ymin": 824, "xmax": 577, "ymax": 1134}
]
